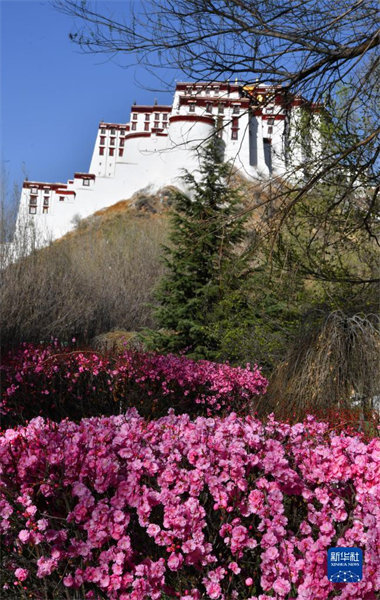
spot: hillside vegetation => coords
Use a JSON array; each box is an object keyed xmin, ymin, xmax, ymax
[{"xmin": 0, "ymin": 188, "xmax": 175, "ymax": 348}]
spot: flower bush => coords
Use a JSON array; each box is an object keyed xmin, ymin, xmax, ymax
[
  {"xmin": 0, "ymin": 411, "xmax": 378, "ymax": 599},
  {"xmin": 0, "ymin": 342, "xmax": 267, "ymax": 426}
]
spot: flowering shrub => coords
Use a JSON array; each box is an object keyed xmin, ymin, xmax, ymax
[
  {"xmin": 0, "ymin": 342, "xmax": 267, "ymax": 426},
  {"xmin": 0, "ymin": 412, "xmax": 378, "ymax": 599}
]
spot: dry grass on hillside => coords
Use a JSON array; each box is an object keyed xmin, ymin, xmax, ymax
[{"xmin": 1, "ymin": 193, "xmax": 170, "ymax": 348}]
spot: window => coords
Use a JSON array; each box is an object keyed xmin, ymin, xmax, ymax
[
  {"xmin": 218, "ymin": 104, "xmax": 224, "ymax": 114},
  {"xmin": 31, "ymin": 187, "xmax": 38, "ymax": 194},
  {"xmin": 59, "ymin": 196, "xmax": 65, "ymax": 201},
  {"xmin": 132, "ymin": 113, "xmax": 137, "ymax": 120},
  {"xmin": 109, "ymin": 148, "xmax": 115, "ymax": 156},
  {"xmin": 233, "ymin": 105, "xmax": 240, "ymax": 114},
  {"xmin": 99, "ymin": 147, "xmax": 104, "ymax": 155},
  {"xmin": 120, "ymin": 138, "xmax": 124, "ymax": 147},
  {"xmin": 145, "ymin": 114, "xmax": 150, "ymax": 121},
  {"xmin": 231, "ymin": 117, "xmax": 239, "ymax": 139},
  {"xmin": 144, "ymin": 123, "xmax": 150, "ymax": 131},
  {"xmin": 43, "ymin": 197, "xmax": 49, "ymax": 206},
  {"xmin": 43, "ymin": 206, "xmax": 49, "ymax": 214},
  {"xmin": 29, "ymin": 195, "xmax": 37, "ymax": 205},
  {"xmin": 268, "ymin": 118, "xmax": 274, "ymax": 125},
  {"xmin": 216, "ymin": 116, "xmax": 224, "ymax": 137},
  {"xmin": 83, "ymin": 179, "xmax": 90, "ymax": 186},
  {"xmin": 154, "ymin": 120, "xmax": 159, "ymax": 128},
  {"xmin": 155, "ymin": 113, "xmax": 159, "ymax": 120},
  {"xmin": 189, "ymin": 103, "xmax": 195, "ymax": 112},
  {"xmin": 268, "ymin": 126, "xmax": 273, "ymax": 135},
  {"xmin": 206, "ymin": 103, "xmax": 212, "ymax": 113},
  {"xmin": 131, "ymin": 122, "xmax": 137, "ymax": 130},
  {"xmin": 29, "ymin": 206, "xmax": 37, "ymax": 215},
  {"xmin": 101, "ymin": 128, "xmax": 106, "ymax": 134},
  {"xmin": 110, "ymin": 128, "xmax": 115, "ymax": 135},
  {"xmin": 110, "ymin": 137, "xmax": 115, "ymax": 146},
  {"xmin": 206, "ymin": 87, "xmax": 211, "ymax": 95},
  {"xmin": 162, "ymin": 113, "xmax": 168, "ymax": 121},
  {"xmin": 100, "ymin": 136, "xmax": 105, "ymax": 145},
  {"xmin": 163, "ymin": 122, "xmax": 168, "ymax": 129},
  {"xmin": 214, "ymin": 86, "xmax": 220, "ymax": 95},
  {"xmin": 119, "ymin": 148, "xmax": 124, "ymax": 157}
]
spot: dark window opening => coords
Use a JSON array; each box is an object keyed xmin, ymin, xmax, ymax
[{"xmin": 263, "ymin": 138, "xmax": 272, "ymax": 172}]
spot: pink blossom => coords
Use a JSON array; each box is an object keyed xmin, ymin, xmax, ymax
[
  {"xmin": 14, "ymin": 568, "xmax": 28, "ymax": 581},
  {"xmin": 273, "ymin": 576, "xmax": 291, "ymax": 596}
]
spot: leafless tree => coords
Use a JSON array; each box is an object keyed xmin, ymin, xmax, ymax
[
  {"xmin": 1, "ymin": 212, "xmax": 167, "ymax": 348},
  {"xmin": 53, "ymin": 0, "xmax": 379, "ymax": 258},
  {"xmin": 268, "ymin": 311, "xmax": 380, "ymax": 423}
]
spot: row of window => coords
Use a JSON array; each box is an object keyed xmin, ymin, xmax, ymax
[
  {"xmin": 188, "ymin": 103, "xmax": 240, "ymax": 115},
  {"xmin": 29, "ymin": 192, "xmax": 69, "ymax": 213},
  {"xmin": 99, "ymin": 136, "xmax": 125, "ymax": 146},
  {"xmin": 28, "ymin": 186, "xmax": 50, "ymax": 195},
  {"xmin": 185, "ymin": 86, "xmax": 222, "ymax": 96},
  {"xmin": 100, "ymin": 128, "xmax": 126, "ymax": 135},
  {"xmin": 29, "ymin": 195, "xmax": 49, "ymax": 214},
  {"xmin": 99, "ymin": 147, "xmax": 124, "ymax": 157},
  {"xmin": 29, "ymin": 206, "xmax": 48, "ymax": 214},
  {"xmin": 134, "ymin": 113, "xmax": 169, "ymax": 121}
]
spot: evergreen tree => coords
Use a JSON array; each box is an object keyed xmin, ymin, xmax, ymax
[{"xmin": 147, "ymin": 140, "xmax": 252, "ymax": 359}]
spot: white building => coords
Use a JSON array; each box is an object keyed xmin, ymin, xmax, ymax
[{"xmin": 13, "ymin": 81, "xmax": 320, "ymax": 248}]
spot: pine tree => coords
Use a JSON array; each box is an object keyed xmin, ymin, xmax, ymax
[{"xmin": 147, "ymin": 139, "xmax": 252, "ymax": 359}]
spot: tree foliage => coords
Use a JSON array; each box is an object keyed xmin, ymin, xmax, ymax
[{"xmin": 147, "ymin": 140, "xmax": 253, "ymax": 359}]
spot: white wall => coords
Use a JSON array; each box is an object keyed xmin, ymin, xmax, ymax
[{"xmin": 13, "ymin": 83, "xmax": 320, "ymax": 251}]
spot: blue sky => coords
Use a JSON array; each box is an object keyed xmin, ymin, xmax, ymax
[{"xmin": 1, "ymin": 0, "xmax": 177, "ymax": 208}]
